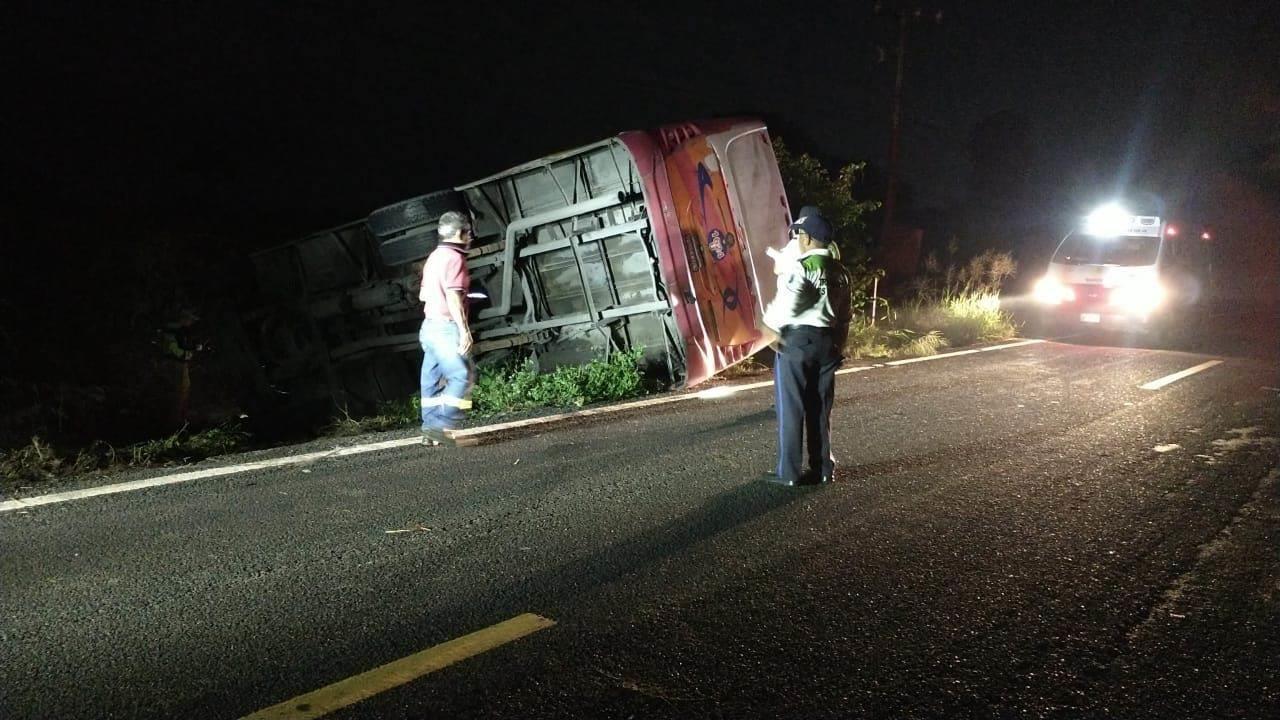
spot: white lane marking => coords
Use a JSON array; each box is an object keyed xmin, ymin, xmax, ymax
[
  {"xmin": 1139, "ymin": 360, "xmax": 1224, "ymax": 390},
  {"xmin": 884, "ymin": 339, "xmax": 1045, "ymax": 366},
  {"xmin": 696, "ymin": 380, "xmax": 775, "ymax": 399},
  {"xmin": 836, "ymin": 364, "xmax": 882, "ymax": 376},
  {"xmin": 452, "ymin": 392, "xmax": 692, "ymax": 435},
  {"xmin": 0, "ymin": 438, "xmax": 418, "ymax": 513},
  {"xmin": 1, "ymin": 339, "xmax": 1046, "ymax": 513}
]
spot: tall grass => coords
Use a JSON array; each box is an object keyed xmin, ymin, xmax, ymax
[
  {"xmin": 844, "ymin": 321, "xmax": 950, "ymax": 360},
  {"xmin": 894, "ymin": 293, "xmax": 1015, "ymax": 348},
  {"xmin": 908, "ymin": 248, "xmax": 1018, "ymax": 303},
  {"xmin": 844, "ymin": 250, "xmax": 1018, "ymax": 359}
]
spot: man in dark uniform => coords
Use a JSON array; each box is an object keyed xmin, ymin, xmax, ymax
[{"xmin": 760, "ymin": 207, "xmax": 853, "ymax": 486}]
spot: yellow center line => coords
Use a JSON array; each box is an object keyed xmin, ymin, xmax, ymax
[{"xmin": 241, "ymin": 613, "xmax": 556, "ymax": 720}]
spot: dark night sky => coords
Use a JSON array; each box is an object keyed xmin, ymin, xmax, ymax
[
  {"xmin": 3, "ymin": 1, "xmax": 1278, "ymax": 281},
  {"xmin": 5, "ymin": 1, "xmax": 888, "ymax": 237}
]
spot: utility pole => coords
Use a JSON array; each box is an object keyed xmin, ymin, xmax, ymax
[{"xmin": 874, "ymin": 3, "xmax": 943, "ymax": 249}]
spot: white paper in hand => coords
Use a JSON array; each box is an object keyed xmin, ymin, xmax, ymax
[{"xmin": 766, "ymin": 238, "xmax": 802, "ymax": 274}]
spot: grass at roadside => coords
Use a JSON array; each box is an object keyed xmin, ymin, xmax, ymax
[
  {"xmin": 846, "ymin": 290, "xmax": 1017, "ymax": 361},
  {"xmin": 472, "ymin": 347, "xmax": 647, "ymax": 415},
  {"xmin": 324, "ymin": 396, "xmax": 420, "ymax": 437},
  {"xmin": 2, "ymin": 351, "xmax": 653, "ymax": 491},
  {"xmin": 323, "ymin": 348, "xmax": 650, "ymax": 437},
  {"xmin": 844, "ymin": 249, "xmax": 1020, "ymax": 361},
  {"xmin": 1, "ymin": 423, "xmax": 252, "ymax": 493},
  {"xmin": 3, "ymin": 287, "xmax": 1016, "ymax": 491}
]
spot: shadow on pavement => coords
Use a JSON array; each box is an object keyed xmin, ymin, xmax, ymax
[{"xmin": 510, "ymin": 478, "xmax": 818, "ymax": 609}]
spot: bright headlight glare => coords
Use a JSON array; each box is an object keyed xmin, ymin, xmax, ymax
[
  {"xmin": 1034, "ymin": 277, "xmax": 1073, "ymax": 305},
  {"xmin": 1084, "ymin": 203, "xmax": 1132, "ymax": 237},
  {"xmin": 1108, "ymin": 280, "xmax": 1164, "ymax": 313}
]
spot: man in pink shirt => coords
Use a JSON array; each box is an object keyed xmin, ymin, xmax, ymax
[{"xmin": 418, "ymin": 210, "xmax": 475, "ymax": 446}]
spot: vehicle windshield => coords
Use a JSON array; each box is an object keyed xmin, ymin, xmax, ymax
[{"xmin": 1053, "ymin": 233, "xmax": 1160, "ymax": 266}]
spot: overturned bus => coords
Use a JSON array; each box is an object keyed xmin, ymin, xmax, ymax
[{"xmin": 229, "ymin": 118, "xmax": 793, "ymax": 420}]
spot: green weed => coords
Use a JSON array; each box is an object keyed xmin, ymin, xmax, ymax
[
  {"xmin": 844, "ymin": 319, "xmax": 893, "ymax": 359},
  {"xmin": 472, "ymin": 348, "xmax": 646, "ymax": 416},
  {"xmin": 128, "ymin": 423, "xmax": 250, "ymax": 465},
  {"xmin": 324, "ymin": 396, "xmax": 420, "ymax": 437},
  {"xmin": 318, "ymin": 348, "xmax": 649, "ymax": 434},
  {"xmin": 888, "ymin": 328, "xmax": 949, "ymax": 356}
]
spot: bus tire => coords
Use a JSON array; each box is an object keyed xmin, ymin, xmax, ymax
[{"xmin": 367, "ymin": 190, "xmax": 466, "ymax": 239}]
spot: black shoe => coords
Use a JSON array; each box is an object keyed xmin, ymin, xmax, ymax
[
  {"xmin": 759, "ymin": 471, "xmax": 799, "ymax": 487},
  {"xmin": 804, "ymin": 468, "xmax": 835, "ymax": 484}
]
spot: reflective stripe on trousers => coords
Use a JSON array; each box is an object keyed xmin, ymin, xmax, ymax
[{"xmin": 420, "ymin": 395, "xmax": 474, "ymax": 410}]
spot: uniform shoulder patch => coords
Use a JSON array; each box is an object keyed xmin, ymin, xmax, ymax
[{"xmin": 800, "ymin": 254, "xmax": 829, "ymax": 274}]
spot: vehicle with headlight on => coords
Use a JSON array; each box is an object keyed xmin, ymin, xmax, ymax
[{"xmin": 1033, "ymin": 203, "xmax": 1209, "ymax": 336}]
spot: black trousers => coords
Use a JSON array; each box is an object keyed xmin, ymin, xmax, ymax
[{"xmin": 774, "ymin": 326, "xmax": 841, "ymax": 482}]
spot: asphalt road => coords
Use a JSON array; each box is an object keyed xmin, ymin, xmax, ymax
[{"xmin": 3, "ymin": 310, "xmax": 1278, "ymax": 719}]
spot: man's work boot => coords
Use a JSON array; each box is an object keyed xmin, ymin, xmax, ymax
[{"xmin": 420, "ymin": 427, "xmax": 455, "ymax": 447}]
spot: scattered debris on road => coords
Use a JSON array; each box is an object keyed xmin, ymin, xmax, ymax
[{"xmin": 385, "ymin": 524, "xmax": 431, "ymax": 535}]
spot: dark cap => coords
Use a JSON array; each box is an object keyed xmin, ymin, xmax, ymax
[{"xmin": 789, "ymin": 208, "xmax": 833, "ymax": 244}]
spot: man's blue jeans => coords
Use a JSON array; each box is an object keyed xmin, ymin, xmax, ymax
[{"xmin": 419, "ymin": 319, "xmax": 473, "ymax": 430}]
